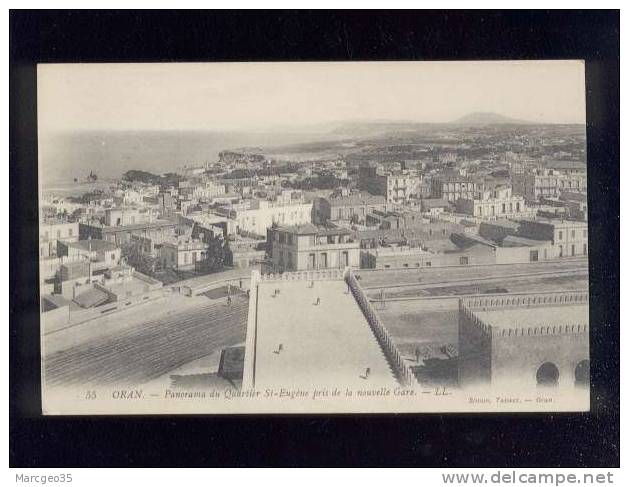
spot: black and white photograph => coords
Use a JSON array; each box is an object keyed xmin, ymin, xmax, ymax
[
  {"xmin": 9, "ymin": 9, "xmax": 620, "ymax": 471},
  {"xmin": 37, "ymin": 61, "xmax": 591, "ymax": 414}
]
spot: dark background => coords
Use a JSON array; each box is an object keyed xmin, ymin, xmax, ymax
[{"xmin": 10, "ymin": 10, "xmax": 620, "ymax": 467}]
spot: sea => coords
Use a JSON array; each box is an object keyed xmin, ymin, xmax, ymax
[{"xmin": 39, "ymin": 130, "xmax": 334, "ymax": 198}]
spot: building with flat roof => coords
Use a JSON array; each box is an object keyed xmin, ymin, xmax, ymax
[
  {"xmin": 267, "ymin": 223, "xmax": 360, "ymax": 272},
  {"xmin": 57, "ymin": 239, "xmax": 122, "ymax": 273},
  {"xmin": 104, "ymin": 207, "xmax": 158, "ymax": 227},
  {"xmin": 39, "ymin": 219, "xmax": 79, "ymax": 258},
  {"xmin": 79, "ymin": 219, "xmax": 177, "ymax": 246},
  {"xmin": 458, "ymin": 291, "xmax": 589, "ymax": 390},
  {"xmin": 229, "ymin": 238, "xmax": 266, "ymax": 269},
  {"xmin": 455, "ymin": 185, "xmax": 533, "ymax": 220},
  {"xmin": 383, "ymin": 172, "xmax": 424, "ymax": 204},
  {"xmin": 430, "ymin": 176, "xmax": 485, "ymax": 202},
  {"xmin": 357, "ymin": 229, "xmax": 546, "ymax": 269},
  {"xmin": 192, "ymin": 181, "xmax": 226, "ymax": 200},
  {"xmin": 356, "ymin": 220, "xmax": 465, "ymax": 250},
  {"xmin": 216, "ymin": 199, "xmax": 313, "ymax": 237},
  {"xmin": 360, "ymin": 245, "xmax": 436, "ymax": 269},
  {"xmin": 98, "ymin": 266, "xmax": 163, "ymax": 302},
  {"xmin": 160, "ymin": 236, "xmax": 209, "ymax": 271},
  {"xmin": 365, "ymin": 209, "xmax": 425, "ymax": 230},
  {"xmin": 544, "ymin": 159, "xmax": 587, "ymax": 175},
  {"xmin": 512, "ymin": 169, "xmax": 587, "ymax": 203},
  {"xmin": 450, "ymin": 232, "xmax": 553, "ymax": 265},
  {"xmin": 517, "ymin": 218, "xmax": 588, "ymax": 258},
  {"xmin": 312, "ymin": 193, "xmax": 387, "ymax": 225},
  {"xmin": 358, "ymin": 165, "xmax": 426, "ymax": 203}
]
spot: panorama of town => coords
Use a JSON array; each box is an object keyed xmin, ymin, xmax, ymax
[{"xmin": 40, "ymin": 118, "xmax": 590, "ymax": 399}]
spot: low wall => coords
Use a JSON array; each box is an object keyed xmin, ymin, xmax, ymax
[
  {"xmin": 346, "ymin": 270, "xmax": 417, "ymax": 387},
  {"xmin": 43, "ymin": 288, "xmax": 170, "ymax": 334},
  {"xmin": 177, "ymin": 268, "xmax": 254, "ymax": 296},
  {"xmin": 260, "ymin": 268, "xmax": 345, "ymax": 282},
  {"xmin": 181, "ymin": 276, "xmax": 249, "ymax": 296},
  {"xmin": 461, "ymin": 290, "xmax": 589, "ymax": 313}
]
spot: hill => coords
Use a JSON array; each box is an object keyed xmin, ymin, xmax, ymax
[{"xmin": 450, "ymin": 112, "xmax": 532, "ymax": 126}]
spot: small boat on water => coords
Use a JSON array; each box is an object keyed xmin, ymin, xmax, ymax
[{"xmin": 72, "ymin": 171, "xmax": 98, "ymax": 184}]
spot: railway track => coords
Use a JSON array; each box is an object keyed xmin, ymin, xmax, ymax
[{"xmin": 44, "ymin": 296, "xmax": 249, "ymax": 387}]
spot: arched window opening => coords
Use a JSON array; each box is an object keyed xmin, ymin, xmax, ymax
[{"xmin": 536, "ymin": 362, "xmax": 560, "ymax": 387}]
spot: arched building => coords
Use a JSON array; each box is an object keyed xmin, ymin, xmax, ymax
[{"xmin": 458, "ymin": 291, "xmax": 589, "ymax": 389}]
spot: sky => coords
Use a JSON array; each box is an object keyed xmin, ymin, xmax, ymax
[{"xmin": 37, "ymin": 61, "xmax": 586, "ymax": 133}]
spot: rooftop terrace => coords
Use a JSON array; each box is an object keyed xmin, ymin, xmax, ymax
[
  {"xmin": 474, "ymin": 305, "xmax": 588, "ymax": 330},
  {"xmin": 247, "ymin": 276, "xmax": 396, "ymax": 389}
]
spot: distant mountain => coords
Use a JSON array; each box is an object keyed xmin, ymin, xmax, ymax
[
  {"xmin": 450, "ymin": 112, "xmax": 533, "ymax": 126},
  {"xmin": 328, "ymin": 120, "xmax": 441, "ymax": 137},
  {"xmin": 328, "ymin": 114, "xmax": 537, "ymax": 136}
]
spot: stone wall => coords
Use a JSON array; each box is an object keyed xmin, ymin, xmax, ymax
[
  {"xmin": 458, "ymin": 303, "xmax": 492, "ymax": 386},
  {"xmin": 458, "ymin": 291, "xmax": 589, "ymax": 388}
]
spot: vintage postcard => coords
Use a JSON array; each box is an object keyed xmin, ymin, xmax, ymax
[{"xmin": 38, "ymin": 61, "xmax": 590, "ymax": 414}]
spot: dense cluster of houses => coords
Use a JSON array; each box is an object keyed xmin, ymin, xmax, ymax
[{"xmin": 39, "ymin": 144, "xmax": 588, "ymax": 322}]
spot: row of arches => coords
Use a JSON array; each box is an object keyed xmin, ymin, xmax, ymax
[{"xmin": 536, "ymin": 360, "xmax": 589, "ymax": 387}]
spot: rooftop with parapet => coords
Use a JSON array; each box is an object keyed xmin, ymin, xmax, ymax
[
  {"xmin": 363, "ymin": 245, "xmax": 432, "ymax": 256},
  {"xmin": 326, "ymin": 193, "xmax": 386, "ymax": 207},
  {"xmin": 474, "ymin": 306, "xmax": 588, "ymax": 330},
  {"xmin": 248, "ymin": 275, "xmax": 397, "ymax": 389},
  {"xmin": 460, "ymin": 291, "xmax": 589, "ymax": 337},
  {"xmin": 162, "ymin": 236, "xmax": 207, "ymax": 250},
  {"xmin": 101, "ymin": 271, "xmax": 162, "ymax": 295},
  {"xmin": 274, "ymin": 223, "xmax": 353, "ymax": 237}
]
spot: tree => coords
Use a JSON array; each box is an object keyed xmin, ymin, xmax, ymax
[
  {"xmin": 120, "ymin": 240, "xmax": 162, "ymax": 276},
  {"xmin": 68, "ymin": 189, "xmax": 108, "ymax": 204},
  {"xmin": 197, "ymin": 234, "xmax": 231, "ymax": 274},
  {"xmin": 122, "ymin": 169, "xmax": 183, "ymax": 187}
]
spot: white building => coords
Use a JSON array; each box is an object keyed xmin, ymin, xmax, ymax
[
  {"xmin": 39, "ymin": 219, "xmax": 79, "ymax": 258},
  {"xmin": 512, "ymin": 169, "xmax": 587, "ymax": 202},
  {"xmin": 385, "ymin": 173, "xmax": 423, "ymax": 204},
  {"xmin": 267, "ymin": 223, "xmax": 360, "ymax": 272},
  {"xmin": 217, "ymin": 199, "xmax": 313, "ymax": 237},
  {"xmin": 105, "ymin": 207, "xmax": 157, "ymax": 227},
  {"xmin": 192, "ymin": 181, "xmax": 226, "ymax": 200},
  {"xmin": 160, "ymin": 237, "xmax": 209, "ymax": 271},
  {"xmin": 456, "ymin": 186, "xmax": 534, "ymax": 220}
]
